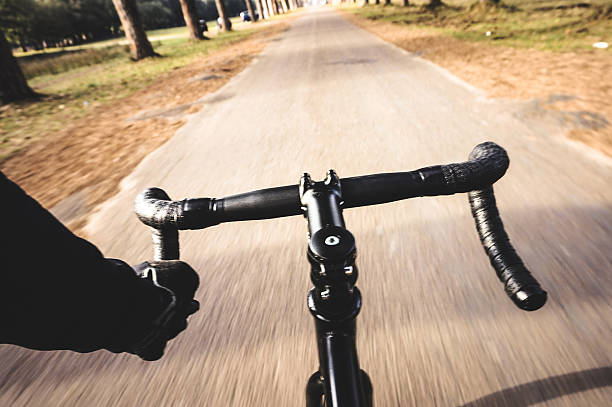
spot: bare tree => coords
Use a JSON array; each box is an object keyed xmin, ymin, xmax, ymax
[
  {"xmin": 255, "ymin": 0, "xmax": 265, "ymax": 20},
  {"xmin": 266, "ymin": 0, "xmax": 277, "ymax": 16},
  {"xmin": 111, "ymin": 0, "xmax": 156, "ymax": 60},
  {"xmin": 261, "ymin": 0, "xmax": 271, "ymax": 18},
  {"xmin": 215, "ymin": 0, "xmax": 232, "ymax": 31},
  {"xmin": 0, "ymin": 30, "xmax": 36, "ymax": 104},
  {"xmin": 179, "ymin": 0, "xmax": 204, "ymax": 40},
  {"xmin": 244, "ymin": 0, "xmax": 255, "ymax": 23}
]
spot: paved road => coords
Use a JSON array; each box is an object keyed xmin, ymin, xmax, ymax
[{"xmin": 2, "ymin": 8, "xmax": 611, "ymax": 406}]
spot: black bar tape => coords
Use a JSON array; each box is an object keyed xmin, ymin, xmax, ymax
[
  {"xmin": 134, "ymin": 188, "xmax": 221, "ymax": 260},
  {"xmin": 441, "ymin": 142, "xmax": 509, "ymax": 193},
  {"xmin": 134, "ymin": 188, "xmax": 219, "ymax": 230},
  {"xmin": 134, "ymin": 188, "xmax": 183, "ymax": 229},
  {"xmin": 134, "ymin": 188, "xmax": 180, "ymax": 260},
  {"xmin": 469, "ymin": 186, "xmax": 547, "ymax": 311},
  {"xmin": 150, "ymin": 227, "xmax": 178, "ymax": 262}
]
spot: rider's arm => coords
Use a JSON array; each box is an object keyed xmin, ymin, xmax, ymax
[{"xmin": 0, "ymin": 172, "xmax": 198, "ymax": 359}]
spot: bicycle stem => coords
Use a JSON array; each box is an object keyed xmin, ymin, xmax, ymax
[{"xmin": 300, "ymin": 170, "xmax": 372, "ymax": 407}]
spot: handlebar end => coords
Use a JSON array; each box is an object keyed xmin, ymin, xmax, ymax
[
  {"xmin": 442, "ymin": 142, "xmax": 509, "ymax": 193},
  {"xmin": 510, "ymin": 286, "xmax": 547, "ymax": 311}
]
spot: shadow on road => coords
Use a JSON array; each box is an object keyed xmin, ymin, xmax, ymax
[{"xmin": 459, "ymin": 366, "xmax": 612, "ymax": 407}]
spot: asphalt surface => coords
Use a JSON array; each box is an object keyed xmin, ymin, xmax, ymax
[{"xmin": 2, "ymin": 7, "xmax": 611, "ymax": 407}]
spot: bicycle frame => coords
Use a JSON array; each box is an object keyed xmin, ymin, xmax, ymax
[{"xmin": 300, "ymin": 170, "xmax": 372, "ymax": 407}]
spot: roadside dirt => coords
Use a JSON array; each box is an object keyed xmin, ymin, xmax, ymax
[
  {"xmin": 341, "ymin": 10, "xmax": 612, "ymax": 157},
  {"xmin": 0, "ymin": 22, "xmax": 289, "ymax": 234}
]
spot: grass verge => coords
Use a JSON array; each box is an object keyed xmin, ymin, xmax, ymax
[
  {"xmin": 340, "ymin": 1, "xmax": 612, "ymax": 156},
  {"xmin": 1, "ymin": 28, "xmax": 256, "ymax": 163},
  {"xmin": 18, "ymin": 46, "xmax": 129, "ymax": 79},
  {"xmin": 348, "ymin": 0, "xmax": 611, "ymax": 52},
  {"xmin": 0, "ymin": 19, "xmax": 291, "ymax": 233}
]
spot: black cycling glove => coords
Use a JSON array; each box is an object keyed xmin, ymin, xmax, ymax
[
  {"xmin": 126, "ymin": 260, "xmax": 199, "ymax": 360},
  {"xmin": 0, "ymin": 171, "xmax": 199, "ymax": 360}
]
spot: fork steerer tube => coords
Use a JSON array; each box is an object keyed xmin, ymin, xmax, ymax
[
  {"xmin": 309, "ymin": 288, "xmax": 367, "ymax": 407},
  {"xmin": 301, "ymin": 171, "xmax": 370, "ymax": 407}
]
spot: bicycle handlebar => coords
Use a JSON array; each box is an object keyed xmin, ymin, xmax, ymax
[
  {"xmin": 469, "ymin": 187, "xmax": 547, "ymax": 310},
  {"xmin": 134, "ymin": 142, "xmax": 547, "ymax": 311}
]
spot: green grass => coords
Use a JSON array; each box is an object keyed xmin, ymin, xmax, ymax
[
  {"xmin": 346, "ymin": 0, "xmax": 612, "ymax": 52},
  {"xmin": 0, "ymin": 26, "xmax": 257, "ymax": 162},
  {"xmin": 19, "ymin": 47, "xmax": 130, "ymax": 79}
]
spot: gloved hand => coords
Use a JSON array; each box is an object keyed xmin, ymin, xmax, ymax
[
  {"xmin": 0, "ymin": 171, "xmax": 200, "ymax": 360},
  {"xmin": 126, "ymin": 260, "xmax": 200, "ymax": 361}
]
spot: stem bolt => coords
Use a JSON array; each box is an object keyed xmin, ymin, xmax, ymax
[
  {"xmin": 325, "ymin": 235, "xmax": 340, "ymax": 246},
  {"xmin": 321, "ymin": 288, "xmax": 331, "ymax": 299}
]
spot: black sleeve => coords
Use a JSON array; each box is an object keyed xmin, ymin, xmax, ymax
[{"xmin": 0, "ymin": 172, "xmax": 165, "ymax": 352}]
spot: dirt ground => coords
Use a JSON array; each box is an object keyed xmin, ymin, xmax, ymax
[
  {"xmin": 0, "ymin": 22, "xmax": 289, "ymax": 233},
  {"xmin": 341, "ymin": 9, "xmax": 612, "ymax": 157}
]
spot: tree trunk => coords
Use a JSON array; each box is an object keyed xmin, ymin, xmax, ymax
[
  {"xmin": 261, "ymin": 0, "xmax": 270, "ymax": 18},
  {"xmin": 385, "ymin": 0, "xmax": 390, "ymax": 4},
  {"xmin": 375, "ymin": 0, "xmax": 380, "ymax": 4},
  {"xmin": 403, "ymin": 0, "xmax": 408, "ymax": 5},
  {"xmin": 255, "ymin": 0, "xmax": 264, "ymax": 20},
  {"xmin": 0, "ymin": 30, "xmax": 36, "ymax": 104},
  {"xmin": 214, "ymin": 0, "xmax": 232, "ymax": 31},
  {"xmin": 179, "ymin": 0, "xmax": 204, "ymax": 40},
  {"xmin": 244, "ymin": 0, "xmax": 255, "ymax": 22},
  {"xmin": 280, "ymin": 0, "xmax": 288, "ymax": 12},
  {"xmin": 111, "ymin": 0, "xmax": 156, "ymax": 60},
  {"xmin": 267, "ymin": 0, "xmax": 277, "ymax": 16}
]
